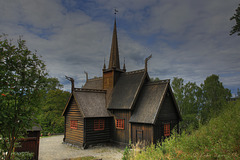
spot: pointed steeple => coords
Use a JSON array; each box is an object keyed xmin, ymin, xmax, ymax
[
  {"xmin": 108, "ymin": 18, "xmax": 120, "ymax": 69},
  {"xmin": 123, "ymin": 57, "xmax": 126, "ymax": 72},
  {"xmin": 103, "ymin": 58, "xmax": 106, "ymax": 71},
  {"xmin": 103, "ymin": 16, "xmax": 125, "ymax": 91}
]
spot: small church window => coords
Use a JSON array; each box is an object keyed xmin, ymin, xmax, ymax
[
  {"xmin": 115, "ymin": 119, "xmax": 124, "ymax": 129},
  {"xmin": 164, "ymin": 123, "xmax": 170, "ymax": 136},
  {"xmin": 94, "ymin": 119, "xmax": 105, "ymax": 131},
  {"xmin": 70, "ymin": 120, "xmax": 78, "ymax": 129}
]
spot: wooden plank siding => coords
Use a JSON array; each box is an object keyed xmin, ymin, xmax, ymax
[
  {"xmin": 153, "ymin": 89, "xmax": 180, "ymax": 143},
  {"xmin": 84, "ymin": 117, "xmax": 112, "ymax": 146},
  {"xmin": 157, "ymin": 88, "xmax": 179, "ymax": 121},
  {"xmin": 64, "ymin": 97, "xmax": 84, "ymax": 146},
  {"xmin": 131, "ymin": 123, "xmax": 153, "ymax": 144},
  {"xmin": 103, "ymin": 71, "xmax": 114, "ymax": 90},
  {"xmin": 111, "ymin": 110, "xmax": 131, "ymax": 144}
]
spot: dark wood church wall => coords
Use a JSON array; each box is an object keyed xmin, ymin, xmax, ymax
[
  {"xmin": 111, "ymin": 110, "xmax": 131, "ymax": 144},
  {"xmin": 64, "ymin": 97, "xmax": 84, "ymax": 146},
  {"xmin": 131, "ymin": 123, "xmax": 153, "ymax": 144},
  {"xmin": 84, "ymin": 117, "xmax": 112, "ymax": 146},
  {"xmin": 153, "ymin": 89, "xmax": 180, "ymax": 143},
  {"xmin": 158, "ymin": 89, "xmax": 179, "ymax": 121},
  {"xmin": 153, "ymin": 119, "xmax": 179, "ymax": 143}
]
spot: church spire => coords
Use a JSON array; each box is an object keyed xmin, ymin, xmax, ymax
[
  {"xmin": 102, "ymin": 15, "xmax": 125, "ymax": 91},
  {"xmin": 123, "ymin": 57, "xmax": 126, "ymax": 72},
  {"xmin": 108, "ymin": 18, "xmax": 120, "ymax": 69},
  {"xmin": 103, "ymin": 58, "xmax": 106, "ymax": 71}
]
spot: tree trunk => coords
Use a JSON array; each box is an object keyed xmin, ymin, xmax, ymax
[
  {"xmin": 5, "ymin": 130, "xmax": 16, "ymax": 160},
  {"xmin": 5, "ymin": 140, "xmax": 15, "ymax": 160}
]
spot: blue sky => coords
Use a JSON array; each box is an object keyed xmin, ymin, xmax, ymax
[{"xmin": 1, "ymin": 0, "xmax": 240, "ymax": 96}]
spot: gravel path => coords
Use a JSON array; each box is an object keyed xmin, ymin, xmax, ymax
[{"xmin": 39, "ymin": 135, "xmax": 123, "ymax": 160}]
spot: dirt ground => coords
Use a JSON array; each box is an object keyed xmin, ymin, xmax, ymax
[{"xmin": 39, "ymin": 135, "xmax": 124, "ymax": 160}]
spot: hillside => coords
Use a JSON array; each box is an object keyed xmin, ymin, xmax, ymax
[{"xmin": 123, "ymin": 100, "xmax": 240, "ymax": 159}]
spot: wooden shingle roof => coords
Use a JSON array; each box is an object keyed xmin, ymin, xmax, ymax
[
  {"xmin": 129, "ymin": 81, "xmax": 169, "ymax": 124},
  {"xmin": 108, "ymin": 69, "xmax": 147, "ymax": 109},
  {"xmin": 82, "ymin": 77, "xmax": 103, "ymax": 90},
  {"xmin": 62, "ymin": 89, "xmax": 111, "ymax": 118}
]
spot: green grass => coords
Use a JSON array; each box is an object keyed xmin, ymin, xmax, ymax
[{"xmin": 123, "ymin": 100, "xmax": 240, "ymax": 160}]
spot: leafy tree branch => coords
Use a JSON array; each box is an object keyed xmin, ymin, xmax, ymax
[
  {"xmin": 230, "ymin": 3, "xmax": 240, "ymax": 36},
  {"xmin": 0, "ymin": 34, "xmax": 48, "ymax": 160}
]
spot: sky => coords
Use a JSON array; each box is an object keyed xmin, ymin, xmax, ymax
[{"xmin": 1, "ymin": 0, "xmax": 240, "ymax": 96}]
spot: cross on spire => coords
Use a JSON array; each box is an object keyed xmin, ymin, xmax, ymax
[{"xmin": 114, "ymin": 8, "xmax": 118, "ymax": 15}]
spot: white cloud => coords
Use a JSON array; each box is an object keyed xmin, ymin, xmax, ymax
[{"xmin": 1, "ymin": 0, "xmax": 240, "ymax": 92}]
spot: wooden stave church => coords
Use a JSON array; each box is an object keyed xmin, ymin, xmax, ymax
[{"xmin": 62, "ymin": 19, "xmax": 182, "ymax": 148}]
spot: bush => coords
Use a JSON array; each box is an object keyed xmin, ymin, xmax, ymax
[
  {"xmin": 122, "ymin": 146, "xmax": 131, "ymax": 160},
  {"xmin": 14, "ymin": 152, "xmax": 34, "ymax": 160},
  {"xmin": 124, "ymin": 100, "xmax": 240, "ymax": 159}
]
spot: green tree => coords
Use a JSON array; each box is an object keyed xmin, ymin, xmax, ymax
[
  {"xmin": 181, "ymin": 82, "xmax": 202, "ymax": 130},
  {"xmin": 45, "ymin": 77, "xmax": 63, "ymax": 91},
  {"xmin": 200, "ymin": 74, "xmax": 231, "ymax": 124},
  {"xmin": 171, "ymin": 78, "xmax": 202, "ymax": 130},
  {"xmin": 237, "ymin": 88, "xmax": 240, "ymax": 97},
  {"xmin": 171, "ymin": 77, "xmax": 184, "ymax": 114},
  {"xmin": 150, "ymin": 77, "xmax": 160, "ymax": 82},
  {"xmin": 172, "ymin": 75, "xmax": 231, "ymax": 130},
  {"xmin": 230, "ymin": 3, "xmax": 240, "ymax": 36},
  {"xmin": 0, "ymin": 35, "xmax": 48, "ymax": 160},
  {"xmin": 38, "ymin": 88, "xmax": 70, "ymax": 135}
]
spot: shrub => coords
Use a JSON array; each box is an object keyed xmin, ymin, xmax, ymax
[
  {"xmin": 122, "ymin": 146, "xmax": 130, "ymax": 160},
  {"xmin": 124, "ymin": 100, "xmax": 240, "ymax": 159},
  {"xmin": 14, "ymin": 152, "xmax": 34, "ymax": 160}
]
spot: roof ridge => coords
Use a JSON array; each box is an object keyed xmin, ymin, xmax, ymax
[
  {"xmin": 124, "ymin": 69, "xmax": 145, "ymax": 75},
  {"xmin": 74, "ymin": 88, "xmax": 106, "ymax": 93},
  {"xmin": 88, "ymin": 77, "xmax": 103, "ymax": 81},
  {"xmin": 146, "ymin": 79, "xmax": 170, "ymax": 85}
]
